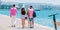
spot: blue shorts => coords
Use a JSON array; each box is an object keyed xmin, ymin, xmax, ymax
[{"xmin": 29, "ymin": 18, "xmax": 33, "ymax": 22}]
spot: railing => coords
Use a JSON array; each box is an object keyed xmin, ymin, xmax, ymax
[{"xmin": 49, "ymin": 13, "xmax": 59, "ymax": 30}]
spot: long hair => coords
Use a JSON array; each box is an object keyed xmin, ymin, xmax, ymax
[{"xmin": 21, "ymin": 8, "xmax": 26, "ymax": 15}]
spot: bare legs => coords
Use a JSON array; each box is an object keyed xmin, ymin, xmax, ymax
[
  {"xmin": 28, "ymin": 20, "xmax": 34, "ymax": 28},
  {"xmin": 22, "ymin": 19, "xmax": 25, "ymax": 28},
  {"xmin": 32, "ymin": 20, "xmax": 34, "ymax": 27},
  {"xmin": 28, "ymin": 20, "xmax": 31, "ymax": 27}
]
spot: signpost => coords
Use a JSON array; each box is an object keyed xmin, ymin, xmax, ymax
[{"xmin": 49, "ymin": 13, "xmax": 58, "ymax": 30}]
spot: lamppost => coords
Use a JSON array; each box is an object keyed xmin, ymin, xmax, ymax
[
  {"xmin": 0, "ymin": 0, "xmax": 1, "ymax": 9},
  {"xmin": 49, "ymin": 13, "xmax": 58, "ymax": 30},
  {"xmin": 0, "ymin": 0, "xmax": 1, "ymax": 5}
]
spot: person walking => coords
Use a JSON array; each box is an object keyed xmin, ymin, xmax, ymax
[
  {"xmin": 10, "ymin": 4, "xmax": 17, "ymax": 27},
  {"xmin": 21, "ymin": 5, "xmax": 27, "ymax": 28},
  {"xmin": 27, "ymin": 6, "xmax": 36, "ymax": 28}
]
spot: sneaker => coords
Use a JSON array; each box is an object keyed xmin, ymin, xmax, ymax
[
  {"xmin": 22, "ymin": 27, "xmax": 24, "ymax": 29},
  {"xmin": 10, "ymin": 25, "xmax": 15, "ymax": 27},
  {"xmin": 10, "ymin": 25, "xmax": 14, "ymax": 27},
  {"xmin": 30, "ymin": 26, "xmax": 34, "ymax": 28},
  {"xmin": 13, "ymin": 25, "xmax": 15, "ymax": 27}
]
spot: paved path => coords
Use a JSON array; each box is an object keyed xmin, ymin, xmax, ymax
[{"xmin": 0, "ymin": 14, "xmax": 54, "ymax": 30}]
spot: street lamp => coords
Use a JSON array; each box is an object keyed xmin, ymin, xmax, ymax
[
  {"xmin": 0, "ymin": 0, "xmax": 1, "ymax": 5},
  {"xmin": 0, "ymin": 0, "xmax": 1, "ymax": 9}
]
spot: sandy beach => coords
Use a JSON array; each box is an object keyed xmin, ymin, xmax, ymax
[{"xmin": 0, "ymin": 14, "xmax": 54, "ymax": 30}]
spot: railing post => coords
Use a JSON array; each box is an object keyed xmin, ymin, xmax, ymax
[{"xmin": 49, "ymin": 13, "xmax": 58, "ymax": 30}]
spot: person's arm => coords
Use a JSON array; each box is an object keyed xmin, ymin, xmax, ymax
[
  {"xmin": 10, "ymin": 8, "xmax": 12, "ymax": 17},
  {"xmin": 10, "ymin": 12, "xmax": 12, "ymax": 17},
  {"xmin": 10, "ymin": 14, "xmax": 12, "ymax": 17},
  {"xmin": 27, "ymin": 10, "xmax": 29, "ymax": 16},
  {"xmin": 27, "ymin": 10, "xmax": 28, "ymax": 15},
  {"xmin": 15, "ymin": 7, "xmax": 17, "ymax": 14},
  {"xmin": 20, "ymin": 9, "xmax": 22, "ymax": 15}
]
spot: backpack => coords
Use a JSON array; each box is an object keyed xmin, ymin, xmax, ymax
[{"xmin": 33, "ymin": 11, "xmax": 36, "ymax": 18}]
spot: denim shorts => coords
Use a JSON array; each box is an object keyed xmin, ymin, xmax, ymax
[{"xmin": 29, "ymin": 18, "xmax": 33, "ymax": 22}]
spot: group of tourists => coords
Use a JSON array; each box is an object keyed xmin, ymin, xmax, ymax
[{"xmin": 10, "ymin": 4, "xmax": 36, "ymax": 28}]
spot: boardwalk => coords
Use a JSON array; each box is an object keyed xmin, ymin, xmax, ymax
[{"xmin": 0, "ymin": 14, "xmax": 54, "ymax": 30}]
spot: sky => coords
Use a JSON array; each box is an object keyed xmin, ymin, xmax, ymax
[{"xmin": 1, "ymin": 0, "xmax": 60, "ymax": 5}]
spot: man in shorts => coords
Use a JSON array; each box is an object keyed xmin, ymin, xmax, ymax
[{"xmin": 27, "ymin": 6, "xmax": 34, "ymax": 28}]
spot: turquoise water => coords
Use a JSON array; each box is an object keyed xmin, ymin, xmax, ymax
[{"xmin": 0, "ymin": 9, "xmax": 60, "ymax": 30}]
